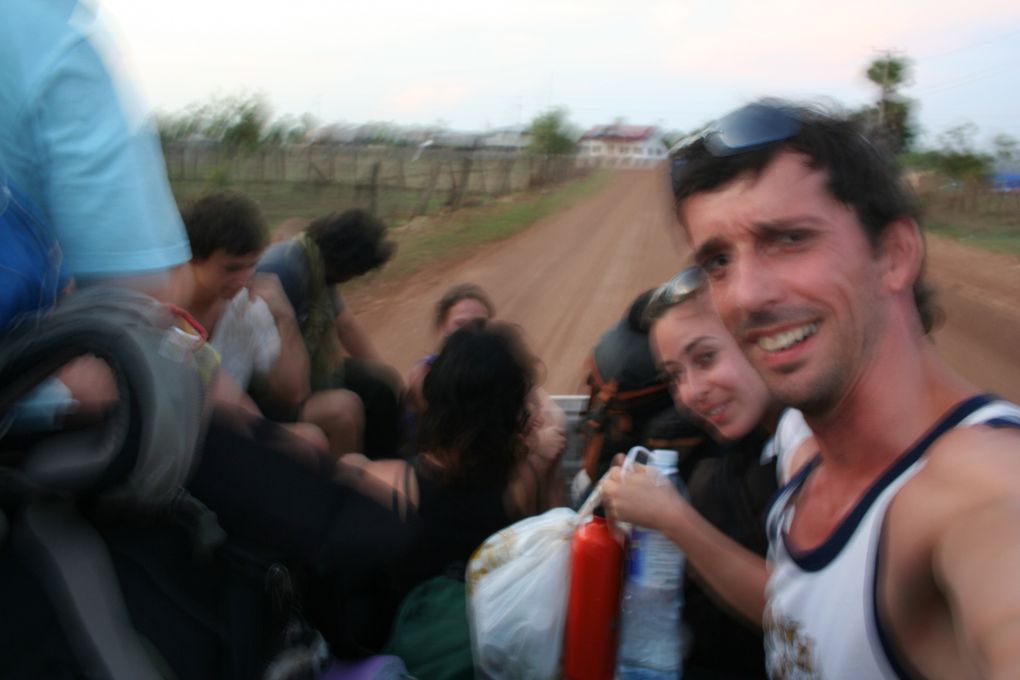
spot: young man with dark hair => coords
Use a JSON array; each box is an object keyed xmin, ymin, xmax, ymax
[
  {"xmin": 183, "ymin": 191, "xmax": 363, "ymax": 455},
  {"xmin": 670, "ymin": 101, "xmax": 1020, "ymax": 678},
  {"xmin": 258, "ymin": 208, "xmax": 403, "ymax": 458}
]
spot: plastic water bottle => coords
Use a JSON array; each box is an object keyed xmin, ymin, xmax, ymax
[{"xmin": 617, "ymin": 448, "xmax": 685, "ymax": 680}]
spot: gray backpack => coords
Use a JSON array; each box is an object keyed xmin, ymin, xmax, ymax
[
  {"xmin": 0, "ymin": 286, "xmax": 212, "ymax": 680},
  {"xmin": 0, "ymin": 286, "xmax": 210, "ymax": 507}
]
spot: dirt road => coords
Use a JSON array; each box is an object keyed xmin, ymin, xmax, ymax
[{"xmin": 351, "ymin": 171, "xmax": 1020, "ymax": 403}]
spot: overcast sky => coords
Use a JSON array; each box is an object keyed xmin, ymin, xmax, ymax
[{"xmin": 99, "ymin": 0, "xmax": 1020, "ymax": 149}]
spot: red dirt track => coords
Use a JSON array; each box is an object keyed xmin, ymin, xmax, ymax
[{"xmin": 351, "ymin": 171, "xmax": 1020, "ymax": 403}]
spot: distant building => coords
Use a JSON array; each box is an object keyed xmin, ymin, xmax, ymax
[
  {"xmin": 576, "ymin": 125, "xmax": 667, "ymax": 168},
  {"xmin": 479, "ymin": 127, "xmax": 530, "ymax": 151},
  {"xmin": 304, "ymin": 123, "xmax": 530, "ymax": 152}
]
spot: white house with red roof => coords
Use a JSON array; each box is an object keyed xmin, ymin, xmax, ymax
[{"xmin": 576, "ymin": 124, "xmax": 668, "ymax": 169}]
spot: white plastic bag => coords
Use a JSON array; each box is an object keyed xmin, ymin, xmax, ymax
[{"xmin": 466, "ymin": 488, "xmax": 604, "ymax": 680}]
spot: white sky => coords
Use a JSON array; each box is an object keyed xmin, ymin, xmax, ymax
[{"xmin": 99, "ymin": 0, "xmax": 1020, "ymax": 149}]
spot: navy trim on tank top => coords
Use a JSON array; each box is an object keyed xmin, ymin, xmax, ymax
[
  {"xmin": 766, "ymin": 455, "xmax": 820, "ymax": 538},
  {"xmin": 872, "ymin": 536, "xmax": 924, "ymax": 680},
  {"xmin": 780, "ymin": 394, "xmax": 996, "ymax": 573}
]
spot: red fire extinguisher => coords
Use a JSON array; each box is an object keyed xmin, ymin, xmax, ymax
[{"xmin": 563, "ymin": 508, "xmax": 625, "ymax": 680}]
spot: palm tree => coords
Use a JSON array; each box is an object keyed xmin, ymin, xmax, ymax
[{"xmin": 863, "ymin": 52, "xmax": 915, "ymax": 152}]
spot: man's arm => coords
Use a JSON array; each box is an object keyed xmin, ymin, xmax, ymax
[
  {"xmin": 334, "ymin": 309, "xmax": 382, "ymax": 362},
  {"xmin": 36, "ymin": 22, "xmax": 191, "ymax": 293},
  {"xmin": 8, "ymin": 11, "xmax": 193, "ymax": 427},
  {"xmin": 250, "ymin": 274, "xmax": 310, "ymax": 409},
  {"xmin": 931, "ymin": 427, "xmax": 1020, "ymax": 679},
  {"xmin": 935, "ymin": 498, "xmax": 1020, "ymax": 678}
]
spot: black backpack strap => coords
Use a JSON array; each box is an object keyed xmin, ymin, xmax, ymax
[{"xmin": 11, "ymin": 499, "xmax": 165, "ymax": 680}]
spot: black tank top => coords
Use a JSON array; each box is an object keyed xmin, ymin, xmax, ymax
[{"xmin": 393, "ymin": 455, "xmax": 515, "ymax": 593}]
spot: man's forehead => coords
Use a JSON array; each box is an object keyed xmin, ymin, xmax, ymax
[{"xmin": 677, "ymin": 152, "xmax": 830, "ymax": 244}]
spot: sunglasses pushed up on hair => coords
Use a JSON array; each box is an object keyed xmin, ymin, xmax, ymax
[
  {"xmin": 644, "ymin": 266, "xmax": 706, "ymax": 324},
  {"xmin": 669, "ymin": 102, "xmax": 802, "ymax": 186}
]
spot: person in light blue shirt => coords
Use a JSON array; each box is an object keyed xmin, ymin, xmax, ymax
[
  {"xmin": 0, "ymin": 0, "xmax": 191, "ymax": 287},
  {"xmin": 1, "ymin": 0, "xmax": 192, "ymax": 428}
]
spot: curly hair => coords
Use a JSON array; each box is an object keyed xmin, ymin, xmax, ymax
[
  {"xmin": 306, "ymin": 208, "xmax": 396, "ymax": 283},
  {"xmin": 182, "ymin": 190, "xmax": 269, "ymax": 259},
  {"xmin": 417, "ymin": 322, "xmax": 537, "ymax": 487}
]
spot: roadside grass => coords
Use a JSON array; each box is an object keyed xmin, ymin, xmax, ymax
[
  {"xmin": 351, "ymin": 170, "xmax": 611, "ymax": 289},
  {"xmin": 170, "ymin": 179, "xmax": 447, "ymax": 226},
  {"xmin": 173, "ymin": 169, "xmax": 611, "ymax": 288},
  {"xmin": 923, "ymin": 194, "xmax": 1020, "ymax": 257}
]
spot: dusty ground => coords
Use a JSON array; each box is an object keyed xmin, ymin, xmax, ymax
[{"xmin": 350, "ymin": 171, "xmax": 1020, "ymax": 403}]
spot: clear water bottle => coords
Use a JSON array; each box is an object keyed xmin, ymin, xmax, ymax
[{"xmin": 617, "ymin": 448, "xmax": 685, "ymax": 680}]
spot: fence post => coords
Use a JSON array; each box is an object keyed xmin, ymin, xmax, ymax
[
  {"xmin": 395, "ymin": 151, "xmax": 407, "ymax": 191},
  {"xmin": 451, "ymin": 154, "xmax": 473, "ymax": 210},
  {"xmin": 368, "ymin": 160, "xmax": 381, "ymax": 215},
  {"xmin": 414, "ymin": 161, "xmax": 441, "ymax": 217},
  {"xmin": 498, "ymin": 157, "xmax": 514, "ymax": 195},
  {"xmin": 477, "ymin": 152, "xmax": 489, "ymax": 197}
]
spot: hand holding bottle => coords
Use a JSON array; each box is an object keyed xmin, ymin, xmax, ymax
[{"xmin": 603, "ymin": 455, "xmax": 687, "ymax": 534}]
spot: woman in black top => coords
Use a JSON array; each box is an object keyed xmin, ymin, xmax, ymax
[{"xmin": 342, "ymin": 322, "xmax": 562, "ymax": 648}]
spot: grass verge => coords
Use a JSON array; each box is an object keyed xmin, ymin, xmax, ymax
[
  {"xmin": 926, "ymin": 218, "xmax": 1020, "ymax": 257},
  {"xmin": 351, "ymin": 171, "xmax": 611, "ymax": 288}
]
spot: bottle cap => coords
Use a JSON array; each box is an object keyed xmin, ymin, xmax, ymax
[{"xmin": 650, "ymin": 449, "xmax": 679, "ymax": 468}]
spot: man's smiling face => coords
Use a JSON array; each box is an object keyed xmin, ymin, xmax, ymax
[{"xmin": 680, "ymin": 150, "xmax": 888, "ymax": 415}]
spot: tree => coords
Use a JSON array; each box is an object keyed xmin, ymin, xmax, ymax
[
  {"xmin": 528, "ymin": 108, "xmax": 577, "ymax": 155},
  {"xmin": 155, "ymin": 92, "xmax": 271, "ymax": 152},
  {"xmin": 208, "ymin": 93, "xmax": 271, "ymax": 154},
  {"xmin": 262, "ymin": 113, "xmax": 319, "ymax": 146},
  {"xmin": 993, "ymin": 134, "xmax": 1018, "ymax": 165},
  {"xmin": 860, "ymin": 52, "xmax": 917, "ymax": 153},
  {"xmin": 927, "ymin": 123, "xmax": 994, "ymax": 212},
  {"xmin": 867, "ymin": 55, "xmax": 910, "ymax": 101}
]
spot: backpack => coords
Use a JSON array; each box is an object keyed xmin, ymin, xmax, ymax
[
  {"xmin": 0, "ymin": 286, "xmax": 210, "ymax": 508},
  {"xmin": 578, "ymin": 293, "xmax": 703, "ymax": 483},
  {"xmin": 0, "ymin": 287, "xmax": 225, "ymax": 680},
  {"xmin": 0, "ymin": 171, "xmax": 65, "ymax": 334},
  {"xmin": 383, "ymin": 567, "xmax": 474, "ymax": 680},
  {"xmin": 579, "ymin": 320, "xmax": 675, "ymax": 482}
]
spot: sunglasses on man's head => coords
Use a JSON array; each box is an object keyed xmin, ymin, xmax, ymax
[{"xmin": 669, "ymin": 102, "xmax": 802, "ymax": 185}]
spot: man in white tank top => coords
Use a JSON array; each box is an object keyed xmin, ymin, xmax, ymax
[{"xmin": 669, "ymin": 101, "xmax": 1020, "ymax": 679}]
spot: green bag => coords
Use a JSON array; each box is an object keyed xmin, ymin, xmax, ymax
[{"xmin": 384, "ymin": 574, "xmax": 474, "ymax": 680}]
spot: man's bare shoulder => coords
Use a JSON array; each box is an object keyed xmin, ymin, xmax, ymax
[
  {"xmin": 894, "ymin": 424, "xmax": 1020, "ymax": 530},
  {"xmin": 884, "ymin": 424, "xmax": 1020, "ymax": 678},
  {"xmin": 924, "ymin": 424, "xmax": 1020, "ymax": 494}
]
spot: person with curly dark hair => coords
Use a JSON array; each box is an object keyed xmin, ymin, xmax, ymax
[
  {"xmin": 257, "ymin": 208, "xmax": 402, "ymax": 458},
  {"xmin": 347, "ymin": 322, "xmax": 560, "ymax": 607}
]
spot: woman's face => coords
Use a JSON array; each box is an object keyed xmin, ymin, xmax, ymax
[
  {"xmin": 651, "ymin": 302, "xmax": 772, "ymax": 441},
  {"xmin": 439, "ymin": 298, "xmax": 491, "ymax": 338}
]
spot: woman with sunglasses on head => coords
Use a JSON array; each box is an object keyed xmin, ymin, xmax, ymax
[{"xmin": 603, "ymin": 267, "xmax": 813, "ymax": 679}]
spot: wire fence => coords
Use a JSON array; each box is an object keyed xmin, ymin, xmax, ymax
[{"xmin": 164, "ymin": 143, "xmax": 583, "ymax": 223}]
